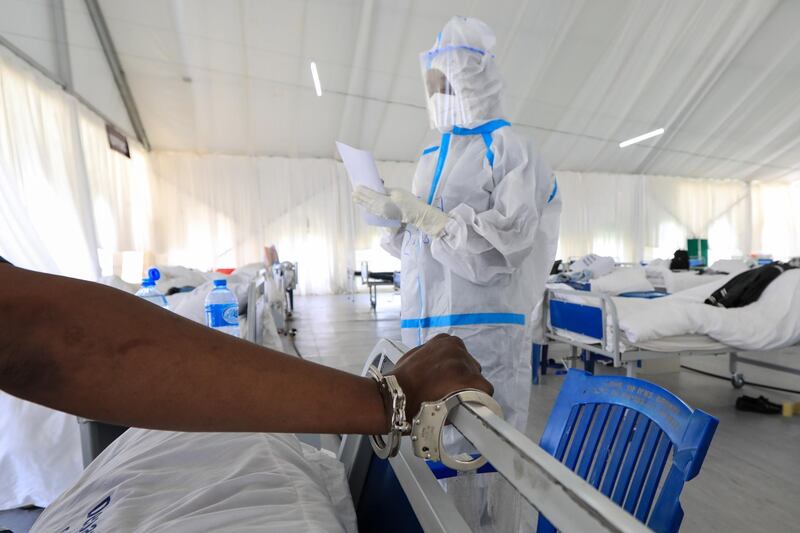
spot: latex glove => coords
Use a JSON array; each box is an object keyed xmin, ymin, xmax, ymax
[
  {"xmin": 352, "ymin": 186, "xmax": 402, "ymax": 221},
  {"xmin": 389, "ymin": 188, "xmax": 450, "ymax": 237}
]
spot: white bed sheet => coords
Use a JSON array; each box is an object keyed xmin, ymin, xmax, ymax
[
  {"xmin": 0, "ymin": 395, "xmax": 83, "ymax": 510},
  {"xmin": 645, "ymin": 268, "xmax": 726, "ymax": 294},
  {"xmin": 31, "ymin": 430, "xmax": 357, "ymax": 533}
]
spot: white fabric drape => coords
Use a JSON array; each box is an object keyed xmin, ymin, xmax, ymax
[
  {"xmin": 0, "ymin": 47, "xmax": 88, "ymax": 511},
  {"xmin": 0, "ymin": 47, "xmax": 99, "ymax": 279},
  {"xmin": 150, "ymin": 156, "xmax": 763, "ymax": 289},
  {"xmin": 555, "ymin": 172, "xmax": 642, "ymax": 262},
  {"xmin": 0, "ymin": 44, "xmax": 151, "ymax": 512},
  {"xmin": 78, "ymin": 110, "xmax": 154, "ymax": 276},
  {"xmin": 546, "ymin": 172, "xmax": 749, "ymax": 264},
  {"xmin": 643, "ymin": 176, "xmax": 750, "ymax": 264},
  {"xmin": 150, "ymin": 152, "xmax": 358, "ymax": 294},
  {"xmin": 752, "ymin": 180, "xmax": 800, "ymax": 260}
]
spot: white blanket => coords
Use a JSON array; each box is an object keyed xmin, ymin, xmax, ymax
[
  {"xmin": 31, "ymin": 430, "xmax": 357, "ymax": 533},
  {"xmin": 614, "ymin": 270, "xmax": 800, "ymax": 350},
  {"xmin": 0, "ymin": 395, "xmax": 83, "ymax": 510},
  {"xmin": 644, "ymin": 266, "xmax": 726, "ymax": 294},
  {"xmin": 590, "ymin": 267, "xmax": 653, "ymax": 295}
]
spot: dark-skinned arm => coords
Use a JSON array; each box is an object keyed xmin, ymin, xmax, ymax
[{"xmin": 0, "ymin": 263, "xmax": 491, "ymax": 435}]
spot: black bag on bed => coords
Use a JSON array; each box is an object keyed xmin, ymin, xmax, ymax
[
  {"xmin": 670, "ymin": 249, "xmax": 690, "ymax": 270},
  {"xmin": 704, "ymin": 262, "xmax": 795, "ymax": 308}
]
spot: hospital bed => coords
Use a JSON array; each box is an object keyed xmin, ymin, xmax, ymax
[
  {"xmin": 353, "ymin": 261, "xmax": 400, "ymax": 310},
  {"xmin": 541, "ymin": 286, "xmax": 800, "ymax": 387},
  {"xmin": 38, "ymin": 339, "xmax": 654, "ymax": 532}
]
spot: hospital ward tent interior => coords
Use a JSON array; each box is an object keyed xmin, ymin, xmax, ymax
[{"xmin": 1, "ymin": 0, "xmax": 799, "ymax": 532}]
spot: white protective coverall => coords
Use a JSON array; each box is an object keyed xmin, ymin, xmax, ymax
[
  {"xmin": 383, "ymin": 16, "xmax": 561, "ymax": 446},
  {"xmin": 376, "ymin": 17, "xmax": 562, "ymax": 530}
]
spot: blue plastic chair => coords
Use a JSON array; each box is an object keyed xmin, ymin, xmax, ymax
[{"xmin": 537, "ymin": 369, "xmax": 718, "ymax": 533}]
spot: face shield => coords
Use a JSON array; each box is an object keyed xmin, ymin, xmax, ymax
[{"xmin": 419, "ymin": 45, "xmax": 486, "ymax": 132}]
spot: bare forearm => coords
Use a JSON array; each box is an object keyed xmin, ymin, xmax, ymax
[{"xmin": 0, "ymin": 265, "xmax": 387, "ymax": 434}]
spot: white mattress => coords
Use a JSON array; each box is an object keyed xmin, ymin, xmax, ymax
[{"xmin": 31, "ymin": 430, "xmax": 357, "ymax": 533}]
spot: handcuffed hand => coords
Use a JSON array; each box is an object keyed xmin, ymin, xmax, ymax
[{"xmin": 387, "ymin": 334, "xmax": 493, "ymax": 422}]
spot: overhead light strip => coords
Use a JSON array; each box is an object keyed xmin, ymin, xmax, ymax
[
  {"xmin": 310, "ymin": 61, "xmax": 322, "ymax": 97},
  {"xmin": 619, "ymin": 128, "xmax": 665, "ymax": 148}
]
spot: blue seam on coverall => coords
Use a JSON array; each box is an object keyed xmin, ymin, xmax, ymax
[
  {"xmin": 548, "ymin": 178, "xmax": 558, "ymax": 203},
  {"xmin": 401, "ymin": 313, "xmax": 526, "ymax": 329}
]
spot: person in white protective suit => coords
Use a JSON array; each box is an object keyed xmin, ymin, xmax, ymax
[{"xmin": 354, "ymin": 16, "xmax": 561, "ymax": 530}]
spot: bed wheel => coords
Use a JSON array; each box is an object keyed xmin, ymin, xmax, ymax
[{"xmin": 731, "ymin": 373, "xmax": 745, "ymax": 389}]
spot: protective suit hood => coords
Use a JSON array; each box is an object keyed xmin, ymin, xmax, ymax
[{"xmin": 420, "ymin": 16, "xmax": 505, "ymax": 132}]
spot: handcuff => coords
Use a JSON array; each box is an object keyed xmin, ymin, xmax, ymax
[{"xmin": 367, "ymin": 365, "xmax": 502, "ymax": 471}]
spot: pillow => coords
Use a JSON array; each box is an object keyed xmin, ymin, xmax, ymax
[
  {"xmin": 708, "ymin": 259, "xmax": 753, "ymax": 275},
  {"xmin": 591, "ymin": 267, "xmax": 654, "ymax": 295},
  {"xmin": 571, "ymin": 254, "xmax": 616, "ymax": 278}
]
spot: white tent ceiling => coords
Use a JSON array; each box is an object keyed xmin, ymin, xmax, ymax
[{"xmin": 5, "ymin": 0, "xmax": 800, "ymax": 181}]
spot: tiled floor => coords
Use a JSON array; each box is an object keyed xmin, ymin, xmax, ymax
[{"xmin": 286, "ymin": 289, "xmax": 800, "ymax": 533}]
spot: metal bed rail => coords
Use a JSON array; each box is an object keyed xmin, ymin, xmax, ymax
[
  {"xmin": 244, "ymin": 269, "xmax": 267, "ymax": 344},
  {"xmin": 341, "ymin": 339, "xmax": 653, "ymax": 533}
]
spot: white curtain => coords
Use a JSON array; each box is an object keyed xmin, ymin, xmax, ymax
[
  {"xmin": 149, "ymin": 155, "xmax": 761, "ymax": 292},
  {"xmin": 549, "ymin": 172, "xmax": 749, "ymax": 264},
  {"xmin": 78, "ymin": 110, "xmax": 154, "ymax": 278},
  {"xmin": 0, "ymin": 46, "xmax": 151, "ymax": 281},
  {"xmin": 555, "ymin": 172, "xmax": 642, "ymax": 262},
  {"xmin": 150, "ymin": 152, "xmax": 358, "ymax": 295},
  {"xmin": 149, "ymin": 157, "xmax": 758, "ymax": 292},
  {"xmin": 643, "ymin": 176, "xmax": 749, "ymax": 263},
  {"xmin": 0, "ymin": 47, "xmax": 99, "ymax": 279},
  {"xmin": 752, "ymin": 180, "xmax": 800, "ymax": 260}
]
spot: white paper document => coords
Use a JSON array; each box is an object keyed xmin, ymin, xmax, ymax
[{"xmin": 336, "ymin": 141, "xmax": 401, "ymax": 227}]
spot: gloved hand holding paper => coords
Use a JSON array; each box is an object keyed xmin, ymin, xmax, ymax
[{"xmin": 336, "ymin": 141, "xmax": 401, "ymax": 227}]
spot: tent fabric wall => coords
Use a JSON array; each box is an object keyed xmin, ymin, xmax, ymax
[
  {"xmin": 540, "ymin": 172, "xmax": 749, "ymax": 265},
  {"xmin": 0, "ymin": 46, "xmax": 99, "ymax": 279},
  {"xmin": 150, "ymin": 152, "xmax": 358, "ymax": 295},
  {"xmin": 642, "ymin": 176, "xmax": 750, "ymax": 264},
  {"xmin": 0, "ymin": 39, "xmax": 796, "ymax": 295},
  {"xmin": 752, "ymin": 180, "xmax": 800, "ymax": 259},
  {"xmin": 147, "ymin": 156, "xmax": 759, "ymax": 294}
]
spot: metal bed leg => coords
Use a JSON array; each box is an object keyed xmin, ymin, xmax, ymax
[
  {"xmin": 626, "ymin": 362, "xmax": 637, "ymax": 378},
  {"xmin": 582, "ymin": 350, "xmax": 596, "ymax": 374},
  {"xmin": 729, "ymin": 352, "xmax": 744, "ymax": 388},
  {"xmin": 541, "ymin": 343, "xmax": 549, "ymax": 376},
  {"xmin": 369, "ymin": 284, "xmax": 377, "ymax": 310},
  {"xmin": 568, "ymin": 345, "xmax": 578, "ymax": 368}
]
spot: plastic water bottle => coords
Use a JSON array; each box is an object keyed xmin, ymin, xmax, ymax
[
  {"xmin": 135, "ymin": 268, "xmax": 169, "ymax": 309},
  {"xmin": 205, "ymin": 279, "xmax": 240, "ymax": 337}
]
